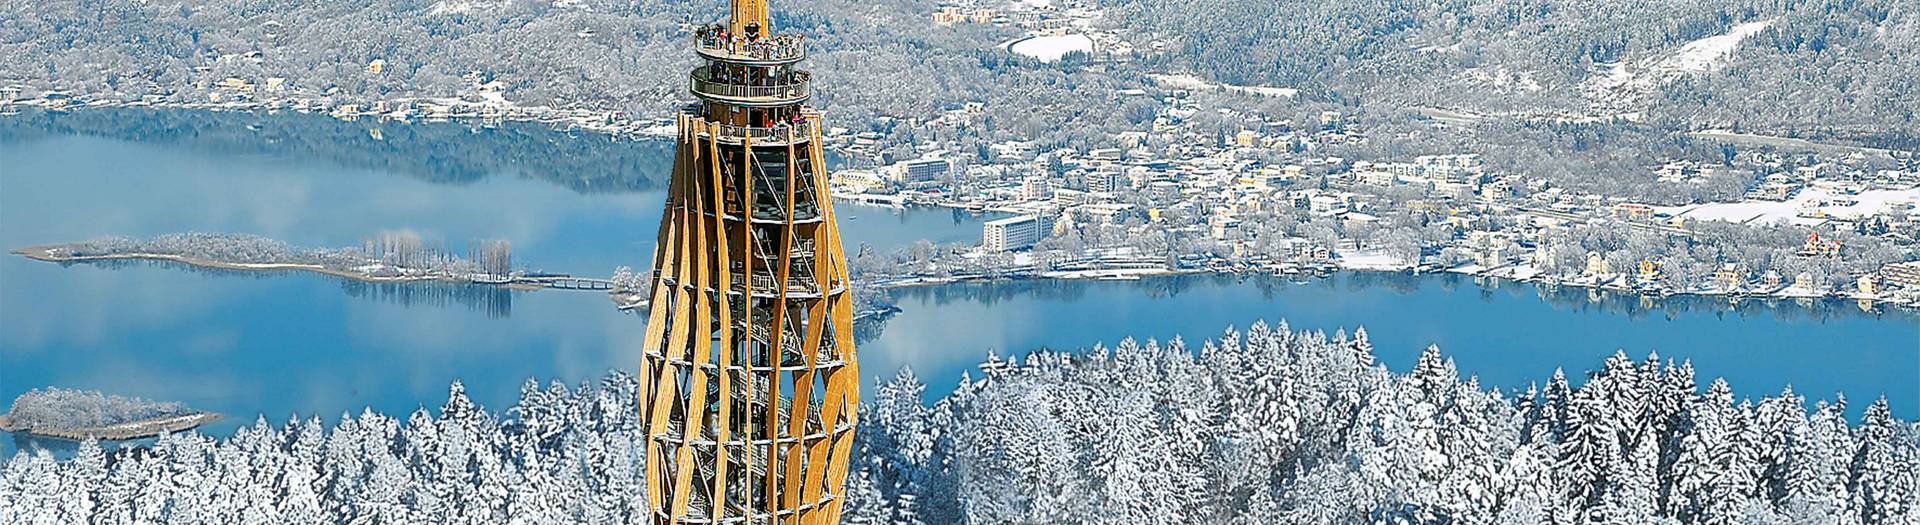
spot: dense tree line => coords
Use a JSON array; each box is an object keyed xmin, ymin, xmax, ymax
[
  {"xmin": 4, "ymin": 322, "xmax": 1913, "ymax": 523},
  {"xmin": 1105, "ymin": 0, "xmax": 1918, "ymax": 146},
  {"xmin": 848, "ymin": 322, "xmax": 1918, "ymax": 524}
]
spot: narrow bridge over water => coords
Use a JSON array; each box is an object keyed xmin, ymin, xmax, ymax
[{"xmin": 527, "ymin": 277, "xmax": 616, "ymax": 290}]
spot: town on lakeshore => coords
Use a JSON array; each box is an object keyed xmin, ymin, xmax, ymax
[
  {"xmin": 3, "ymin": 0, "xmax": 1916, "ymax": 312},
  {"xmin": 5, "ymin": 97, "xmax": 1918, "ymax": 313}
]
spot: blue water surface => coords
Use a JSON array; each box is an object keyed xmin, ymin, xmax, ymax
[{"xmin": 1, "ymin": 109, "xmax": 1913, "ymax": 458}]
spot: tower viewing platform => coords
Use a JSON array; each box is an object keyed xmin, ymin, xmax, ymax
[
  {"xmin": 683, "ymin": 105, "xmax": 820, "ymax": 146},
  {"xmin": 688, "ymin": 66, "xmax": 811, "ymax": 107},
  {"xmin": 694, "ymin": 24, "xmax": 807, "ymax": 64}
]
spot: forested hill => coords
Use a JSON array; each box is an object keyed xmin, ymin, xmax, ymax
[
  {"xmin": 3, "ymin": 322, "xmax": 1914, "ymax": 524},
  {"xmin": 1104, "ymin": 0, "xmax": 1917, "ymax": 144},
  {"xmin": 2, "ymin": 0, "xmax": 1912, "ymax": 147}
]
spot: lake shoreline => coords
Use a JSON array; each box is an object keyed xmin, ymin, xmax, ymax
[
  {"xmin": 0, "ymin": 412, "xmax": 223, "ymax": 442},
  {"xmin": 866, "ymin": 263, "xmax": 1918, "ymax": 311},
  {"xmin": 20, "ymin": 241, "xmax": 1910, "ymax": 323},
  {"xmin": 11, "ymin": 245, "xmax": 602, "ymax": 293}
]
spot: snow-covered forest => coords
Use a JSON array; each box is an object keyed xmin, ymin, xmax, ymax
[
  {"xmin": 3, "ymin": 322, "xmax": 1914, "ymax": 524},
  {"xmin": 6, "ymin": 0, "xmax": 1915, "ymax": 149}
]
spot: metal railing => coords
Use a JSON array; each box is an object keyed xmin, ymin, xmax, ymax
[
  {"xmin": 704, "ymin": 120, "xmax": 813, "ymax": 144},
  {"xmin": 690, "ymin": 67, "xmax": 811, "ymax": 104}
]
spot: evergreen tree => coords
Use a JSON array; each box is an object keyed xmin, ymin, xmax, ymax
[
  {"xmin": 4, "ymin": 321, "xmax": 1909, "ymax": 525},
  {"xmin": 1851, "ymin": 397, "xmax": 1915, "ymax": 525}
]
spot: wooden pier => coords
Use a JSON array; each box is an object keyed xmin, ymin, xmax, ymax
[{"xmin": 527, "ymin": 276, "xmax": 616, "ymax": 290}]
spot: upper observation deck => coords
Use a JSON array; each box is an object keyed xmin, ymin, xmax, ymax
[{"xmin": 694, "ymin": 24, "xmax": 807, "ymax": 65}]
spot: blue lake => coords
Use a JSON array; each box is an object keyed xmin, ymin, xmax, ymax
[
  {"xmin": 867, "ymin": 275, "xmax": 1918, "ymax": 412},
  {"xmin": 0, "ymin": 109, "xmax": 1914, "ymax": 456}
]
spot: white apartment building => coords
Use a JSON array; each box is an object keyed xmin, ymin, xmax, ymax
[{"xmin": 983, "ymin": 215, "xmax": 1042, "ymax": 251}]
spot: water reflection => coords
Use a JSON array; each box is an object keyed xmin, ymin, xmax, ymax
[
  {"xmin": 49, "ymin": 259, "xmax": 514, "ymax": 318},
  {"xmin": 0, "ymin": 107, "xmax": 1004, "ymax": 458},
  {"xmin": 877, "ymin": 272, "xmax": 1917, "ymax": 339},
  {"xmin": 340, "ymin": 281, "xmax": 519, "ymax": 318},
  {"xmin": 0, "ymin": 107, "xmax": 674, "ymax": 193},
  {"xmin": 2, "ymin": 126, "xmax": 673, "ymax": 279}
]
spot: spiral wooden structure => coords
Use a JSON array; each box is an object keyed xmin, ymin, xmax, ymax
[{"xmin": 638, "ymin": 1, "xmax": 859, "ymax": 523}]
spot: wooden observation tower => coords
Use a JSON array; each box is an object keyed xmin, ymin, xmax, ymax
[{"xmin": 637, "ymin": 0, "xmax": 859, "ymax": 523}]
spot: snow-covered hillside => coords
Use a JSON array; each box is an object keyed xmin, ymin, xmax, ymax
[
  {"xmin": 1654, "ymin": 19, "xmax": 1776, "ymax": 75},
  {"xmin": 1592, "ymin": 19, "xmax": 1775, "ymax": 94},
  {"xmin": 1658, "ymin": 186, "xmax": 1920, "ymax": 226}
]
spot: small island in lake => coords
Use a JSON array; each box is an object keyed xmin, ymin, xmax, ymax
[
  {"xmin": 13, "ymin": 232, "xmax": 613, "ymax": 291},
  {"xmin": 0, "ymin": 388, "xmax": 220, "ymax": 441}
]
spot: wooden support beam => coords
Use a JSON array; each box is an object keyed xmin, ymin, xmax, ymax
[
  {"xmin": 781, "ymin": 127, "xmax": 826, "ymax": 524},
  {"xmin": 809, "ymin": 116, "xmax": 860, "ymax": 522},
  {"xmin": 761, "ymin": 129, "xmax": 800, "ymax": 518},
  {"xmin": 642, "ymin": 115, "xmax": 693, "ymax": 514},
  {"xmin": 670, "ymin": 120, "xmax": 720, "ymax": 524},
  {"xmin": 706, "ymin": 125, "xmax": 738, "ymax": 524}
]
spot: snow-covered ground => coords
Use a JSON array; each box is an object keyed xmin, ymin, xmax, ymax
[
  {"xmin": 1653, "ymin": 20, "xmax": 1774, "ymax": 75},
  {"xmin": 427, "ymin": 0, "xmax": 503, "ymax": 15},
  {"xmin": 1502, "ymin": 266, "xmax": 1542, "ymax": 281},
  {"xmin": 1009, "ymin": 34, "xmax": 1094, "ymax": 62},
  {"xmin": 1039, "ymin": 267, "xmax": 1170, "ymax": 280},
  {"xmin": 1657, "ymin": 187, "xmax": 1920, "ymax": 225},
  {"xmin": 1335, "ymin": 249, "xmax": 1414, "ymax": 271},
  {"xmin": 1777, "ymin": 284, "xmax": 1828, "ymax": 299},
  {"xmin": 638, "ymin": 122, "xmax": 677, "ymax": 137},
  {"xmin": 1149, "ymin": 74, "xmax": 1298, "ymax": 98},
  {"xmin": 1592, "ymin": 19, "xmax": 1773, "ymax": 93},
  {"xmin": 1461, "ymin": 67, "xmax": 1544, "ymax": 93}
]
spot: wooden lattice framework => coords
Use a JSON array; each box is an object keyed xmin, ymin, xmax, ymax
[{"xmin": 639, "ymin": 1, "xmax": 858, "ymax": 523}]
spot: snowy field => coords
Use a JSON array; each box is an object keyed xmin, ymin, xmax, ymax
[
  {"xmin": 1657, "ymin": 187, "xmax": 1920, "ymax": 225},
  {"xmin": 1593, "ymin": 19, "xmax": 1774, "ymax": 92},
  {"xmin": 1149, "ymin": 73, "xmax": 1298, "ymax": 98},
  {"xmin": 1008, "ymin": 34, "xmax": 1093, "ymax": 63},
  {"xmin": 1653, "ymin": 19, "xmax": 1774, "ymax": 75}
]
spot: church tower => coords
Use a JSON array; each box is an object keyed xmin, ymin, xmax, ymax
[{"xmin": 638, "ymin": 1, "xmax": 859, "ymax": 522}]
